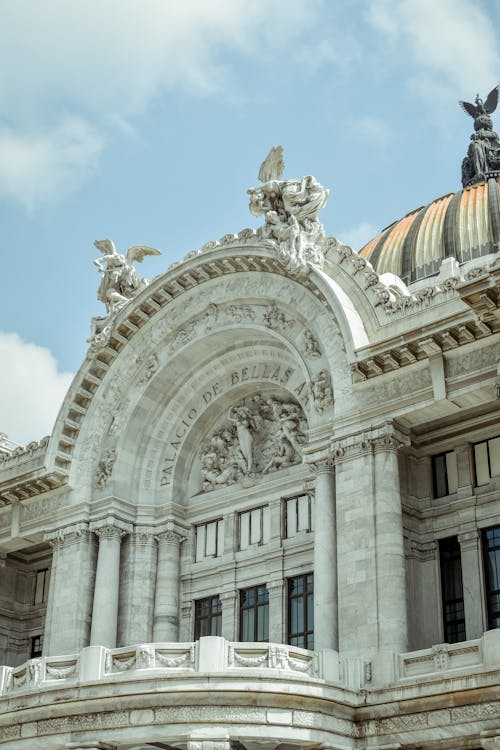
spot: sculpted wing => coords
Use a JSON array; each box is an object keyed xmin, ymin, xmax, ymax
[
  {"xmin": 126, "ymin": 245, "xmax": 162, "ymax": 263},
  {"xmin": 94, "ymin": 239, "xmax": 117, "ymax": 254},
  {"xmin": 258, "ymin": 145, "xmax": 285, "ymax": 183},
  {"xmin": 484, "ymin": 85, "xmax": 500, "ymax": 115},
  {"xmin": 459, "ymin": 100, "xmax": 478, "ymax": 118}
]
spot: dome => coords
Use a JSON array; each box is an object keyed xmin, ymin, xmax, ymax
[{"xmin": 359, "ymin": 176, "xmax": 500, "ymax": 283}]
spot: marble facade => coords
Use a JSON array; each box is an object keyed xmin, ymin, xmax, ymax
[{"xmin": 1, "ymin": 156, "xmax": 500, "ymax": 749}]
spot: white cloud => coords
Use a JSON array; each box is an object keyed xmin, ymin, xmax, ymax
[
  {"xmin": 0, "ymin": 0, "xmax": 319, "ymax": 208},
  {"xmin": 0, "ymin": 117, "xmax": 103, "ymax": 211},
  {"xmin": 338, "ymin": 221, "xmax": 379, "ymax": 252},
  {"xmin": 367, "ymin": 0, "xmax": 500, "ymax": 97},
  {"xmin": 0, "ymin": 333, "xmax": 73, "ymax": 446}
]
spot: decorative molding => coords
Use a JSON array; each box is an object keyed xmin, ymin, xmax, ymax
[{"xmin": 44, "ymin": 522, "xmax": 91, "ymax": 549}]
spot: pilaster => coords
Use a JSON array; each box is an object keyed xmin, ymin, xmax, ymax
[
  {"xmin": 458, "ymin": 529, "xmax": 486, "ymax": 639},
  {"xmin": 267, "ymin": 579, "xmax": 284, "ymax": 643},
  {"xmin": 220, "ymin": 590, "xmax": 237, "ymax": 641},
  {"xmin": 43, "ymin": 522, "xmax": 96, "ymax": 656}
]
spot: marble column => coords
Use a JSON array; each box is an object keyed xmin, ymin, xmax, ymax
[
  {"xmin": 406, "ymin": 539, "xmax": 440, "ymax": 650},
  {"xmin": 44, "ymin": 523, "xmax": 96, "ymax": 656},
  {"xmin": 313, "ymin": 458, "xmax": 338, "ymax": 651},
  {"xmin": 90, "ymin": 522, "xmax": 128, "ymax": 648},
  {"xmin": 153, "ymin": 527, "xmax": 185, "ymax": 642},
  {"xmin": 458, "ymin": 529, "xmax": 485, "ymax": 639},
  {"xmin": 267, "ymin": 579, "xmax": 284, "ymax": 643},
  {"xmin": 117, "ymin": 528, "xmax": 157, "ymax": 646},
  {"xmin": 373, "ymin": 427, "xmax": 408, "ymax": 654}
]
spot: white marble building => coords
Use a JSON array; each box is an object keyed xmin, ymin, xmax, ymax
[{"xmin": 1, "ymin": 136, "xmax": 500, "ymax": 750}]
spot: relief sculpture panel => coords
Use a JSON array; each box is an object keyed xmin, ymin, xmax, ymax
[{"xmin": 200, "ymin": 395, "xmax": 307, "ymax": 491}]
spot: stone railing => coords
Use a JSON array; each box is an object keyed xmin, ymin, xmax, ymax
[
  {"xmin": 398, "ymin": 630, "xmax": 500, "ymax": 681},
  {"xmin": 1, "ymin": 632, "xmax": 499, "ymax": 697},
  {"xmin": 0, "ymin": 638, "xmax": 338, "ymax": 696}
]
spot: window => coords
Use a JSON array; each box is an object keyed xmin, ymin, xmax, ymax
[
  {"xmin": 30, "ymin": 634, "xmax": 43, "ymax": 658},
  {"xmin": 195, "ymin": 519, "xmax": 224, "ymax": 561},
  {"xmin": 432, "ymin": 452, "xmax": 458, "ymax": 498},
  {"xmin": 194, "ymin": 596, "xmax": 222, "ymax": 639},
  {"xmin": 439, "ymin": 537, "xmax": 465, "ymax": 643},
  {"xmin": 474, "ymin": 436, "xmax": 500, "ymax": 485},
  {"xmin": 288, "ymin": 574, "xmax": 314, "ymax": 649},
  {"xmin": 239, "ymin": 585, "xmax": 269, "ymax": 642},
  {"xmin": 482, "ymin": 525, "xmax": 500, "ymax": 629},
  {"xmin": 33, "ymin": 568, "xmax": 49, "ymax": 605},
  {"xmin": 239, "ymin": 506, "xmax": 270, "ymax": 550},
  {"xmin": 285, "ymin": 494, "xmax": 313, "ymax": 538}
]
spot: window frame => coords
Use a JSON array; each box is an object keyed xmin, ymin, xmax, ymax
[
  {"xmin": 284, "ymin": 494, "xmax": 313, "ymax": 538},
  {"xmin": 439, "ymin": 536, "xmax": 466, "ymax": 643},
  {"xmin": 482, "ymin": 525, "xmax": 500, "ymax": 630},
  {"xmin": 287, "ymin": 573, "xmax": 314, "ymax": 650},
  {"xmin": 194, "ymin": 595, "xmax": 222, "ymax": 639},
  {"xmin": 238, "ymin": 506, "xmax": 270, "ymax": 550},
  {"xmin": 239, "ymin": 584, "xmax": 269, "ymax": 642},
  {"xmin": 194, "ymin": 518, "xmax": 224, "ymax": 562}
]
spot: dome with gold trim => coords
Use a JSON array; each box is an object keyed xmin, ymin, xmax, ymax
[
  {"xmin": 359, "ymin": 86, "xmax": 500, "ymax": 285},
  {"xmin": 359, "ymin": 177, "xmax": 500, "ymax": 284}
]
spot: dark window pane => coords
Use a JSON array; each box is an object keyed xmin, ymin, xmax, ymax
[
  {"xmin": 194, "ymin": 596, "xmax": 222, "ymax": 640},
  {"xmin": 287, "ymin": 574, "xmax": 314, "ymax": 650},
  {"xmin": 483, "ymin": 526, "xmax": 500, "ymax": 630},
  {"xmin": 439, "ymin": 537, "xmax": 465, "ymax": 643},
  {"xmin": 240, "ymin": 585, "xmax": 269, "ymax": 642}
]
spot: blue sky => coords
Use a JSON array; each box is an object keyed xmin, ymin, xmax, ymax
[{"xmin": 1, "ymin": 0, "xmax": 499, "ymax": 444}]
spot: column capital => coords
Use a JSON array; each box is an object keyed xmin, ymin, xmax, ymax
[
  {"xmin": 129, "ymin": 526, "xmax": 157, "ymax": 545},
  {"xmin": 406, "ymin": 538, "xmax": 437, "ymax": 561},
  {"xmin": 89, "ymin": 517, "xmax": 131, "ymax": 539},
  {"xmin": 156, "ymin": 522, "xmax": 186, "ymax": 544},
  {"xmin": 458, "ymin": 528, "xmax": 480, "ymax": 548},
  {"xmin": 44, "ymin": 522, "xmax": 90, "ymax": 548},
  {"xmin": 267, "ymin": 579, "xmax": 284, "ymax": 596},
  {"xmin": 331, "ymin": 422, "xmax": 410, "ymax": 461},
  {"xmin": 313, "ymin": 457, "xmax": 335, "ymax": 474}
]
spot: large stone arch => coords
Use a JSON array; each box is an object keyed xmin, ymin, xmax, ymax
[{"xmin": 45, "ymin": 244, "xmax": 383, "ymax": 507}]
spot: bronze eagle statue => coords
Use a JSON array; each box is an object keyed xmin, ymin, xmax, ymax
[{"xmin": 459, "ymin": 85, "xmax": 500, "ymax": 121}]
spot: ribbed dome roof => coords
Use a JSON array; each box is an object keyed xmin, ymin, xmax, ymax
[{"xmin": 359, "ymin": 177, "xmax": 500, "ymax": 283}]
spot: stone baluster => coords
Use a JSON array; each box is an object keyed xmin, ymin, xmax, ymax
[
  {"xmin": 458, "ymin": 529, "xmax": 485, "ymax": 639},
  {"xmin": 153, "ymin": 526, "xmax": 185, "ymax": 642},
  {"xmin": 313, "ymin": 458, "xmax": 337, "ymax": 651},
  {"xmin": 372, "ymin": 425, "xmax": 409, "ymax": 654},
  {"xmin": 118, "ymin": 527, "xmax": 157, "ymax": 646},
  {"xmin": 90, "ymin": 520, "xmax": 129, "ymax": 648},
  {"xmin": 44, "ymin": 523, "xmax": 96, "ymax": 656}
]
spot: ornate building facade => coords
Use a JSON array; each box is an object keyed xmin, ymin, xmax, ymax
[{"xmin": 1, "ymin": 98, "xmax": 500, "ymax": 749}]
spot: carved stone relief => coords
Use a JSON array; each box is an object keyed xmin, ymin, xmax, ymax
[
  {"xmin": 95, "ymin": 448, "xmax": 117, "ymax": 489},
  {"xmin": 199, "ymin": 395, "xmax": 307, "ymax": 491},
  {"xmin": 311, "ymin": 370, "xmax": 334, "ymax": 413},
  {"xmin": 303, "ymin": 329, "xmax": 322, "ymax": 358}
]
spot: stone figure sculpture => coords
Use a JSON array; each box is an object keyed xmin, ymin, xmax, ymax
[
  {"xmin": 93, "ymin": 239, "xmax": 161, "ymax": 314},
  {"xmin": 200, "ymin": 396, "xmax": 307, "ymax": 491},
  {"xmin": 460, "ymin": 85, "xmax": 500, "ymax": 186},
  {"xmin": 248, "ymin": 147, "xmax": 329, "ymax": 275}
]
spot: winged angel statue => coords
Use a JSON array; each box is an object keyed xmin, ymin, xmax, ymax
[
  {"xmin": 93, "ymin": 239, "xmax": 161, "ymax": 314},
  {"xmin": 460, "ymin": 85, "xmax": 500, "ymax": 186},
  {"xmin": 248, "ymin": 146, "xmax": 329, "ymax": 275}
]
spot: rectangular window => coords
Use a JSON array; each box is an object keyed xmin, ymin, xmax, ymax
[
  {"xmin": 288, "ymin": 573, "xmax": 314, "ymax": 650},
  {"xmin": 195, "ymin": 519, "xmax": 224, "ymax": 561},
  {"xmin": 239, "ymin": 506, "xmax": 270, "ymax": 550},
  {"xmin": 285, "ymin": 494, "xmax": 313, "ymax": 538},
  {"xmin": 30, "ymin": 634, "xmax": 43, "ymax": 658},
  {"xmin": 482, "ymin": 525, "xmax": 500, "ymax": 629},
  {"xmin": 439, "ymin": 536, "xmax": 465, "ymax": 643},
  {"xmin": 239, "ymin": 585, "xmax": 269, "ymax": 642},
  {"xmin": 194, "ymin": 596, "xmax": 222, "ymax": 639},
  {"xmin": 33, "ymin": 568, "xmax": 49, "ymax": 605},
  {"xmin": 475, "ymin": 436, "xmax": 500, "ymax": 485},
  {"xmin": 432, "ymin": 451, "xmax": 458, "ymax": 498}
]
